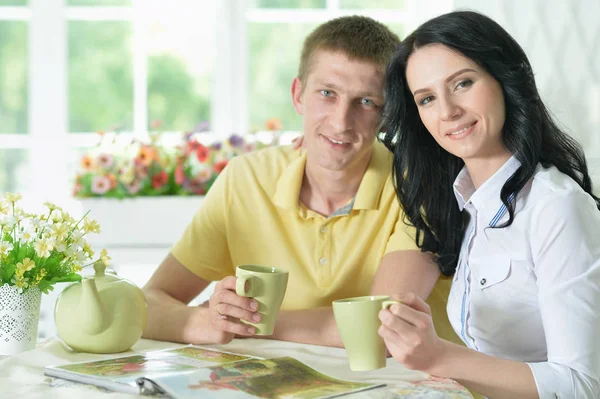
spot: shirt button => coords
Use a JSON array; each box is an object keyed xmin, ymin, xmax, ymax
[
  {"xmin": 320, "ymin": 226, "xmax": 327, "ymax": 233},
  {"xmin": 480, "ymin": 278, "xmax": 486, "ymax": 286},
  {"xmin": 319, "ymin": 257, "xmax": 327, "ymax": 265}
]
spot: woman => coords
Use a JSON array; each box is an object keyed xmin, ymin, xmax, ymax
[{"xmin": 378, "ymin": 10, "xmax": 600, "ymax": 399}]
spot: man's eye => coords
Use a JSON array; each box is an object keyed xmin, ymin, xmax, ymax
[
  {"xmin": 456, "ymin": 79, "xmax": 473, "ymax": 90},
  {"xmin": 361, "ymin": 98, "xmax": 375, "ymax": 106},
  {"xmin": 419, "ymin": 96, "xmax": 434, "ymax": 106},
  {"xmin": 320, "ymin": 89, "xmax": 333, "ymax": 97}
]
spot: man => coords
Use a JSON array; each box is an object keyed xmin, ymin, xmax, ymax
[{"xmin": 142, "ymin": 15, "xmax": 458, "ymax": 347}]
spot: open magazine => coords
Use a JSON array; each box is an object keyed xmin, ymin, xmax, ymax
[
  {"xmin": 138, "ymin": 356, "xmax": 383, "ymax": 399},
  {"xmin": 45, "ymin": 347, "xmax": 382, "ymax": 398},
  {"xmin": 44, "ymin": 346, "xmax": 255, "ymax": 395}
]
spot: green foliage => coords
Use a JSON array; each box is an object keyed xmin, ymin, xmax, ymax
[
  {"xmin": 248, "ymin": 23, "xmax": 316, "ymax": 131},
  {"xmin": 0, "ymin": 21, "xmax": 27, "ymax": 134},
  {"xmin": 68, "ymin": 21, "xmax": 134, "ymax": 132},
  {"xmin": 147, "ymin": 55, "xmax": 210, "ymax": 132}
]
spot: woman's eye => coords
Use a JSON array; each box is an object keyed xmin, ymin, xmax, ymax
[
  {"xmin": 320, "ymin": 89, "xmax": 333, "ymax": 97},
  {"xmin": 456, "ymin": 79, "xmax": 473, "ymax": 90},
  {"xmin": 419, "ymin": 96, "xmax": 434, "ymax": 106}
]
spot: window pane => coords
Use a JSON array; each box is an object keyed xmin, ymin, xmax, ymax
[
  {"xmin": 0, "ymin": 149, "xmax": 29, "ymax": 192},
  {"xmin": 67, "ymin": 0, "xmax": 131, "ymax": 5},
  {"xmin": 0, "ymin": 21, "xmax": 27, "ymax": 134},
  {"xmin": 68, "ymin": 21, "xmax": 133, "ymax": 133},
  {"xmin": 340, "ymin": 0, "xmax": 406, "ymax": 8},
  {"xmin": 248, "ymin": 23, "xmax": 315, "ymax": 132},
  {"xmin": 248, "ymin": 0, "xmax": 325, "ymax": 8},
  {"xmin": 146, "ymin": 0, "xmax": 215, "ymax": 132},
  {"xmin": 0, "ymin": 0, "xmax": 27, "ymax": 5}
]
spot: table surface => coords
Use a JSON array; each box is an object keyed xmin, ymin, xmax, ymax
[{"xmin": 0, "ymin": 337, "xmax": 473, "ymax": 399}]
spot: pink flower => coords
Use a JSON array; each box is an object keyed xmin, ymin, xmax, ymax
[
  {"xmin": 91, "ymin": 176, "xmax": 111, "ymax": 195},
  {"xmin": 175, "ymin": 165, "xmax": 185, "ymax": 185},
  {"xmin": 126, "ymin": 180, "xmax": 141, "ymax": 195},
  {"xmin": 96, "ymin": 153, "xmax": 114, "ymax": 169},
  {"xmin": 196, "ymin": 168, "xmax": 213, "ymax": 183}
]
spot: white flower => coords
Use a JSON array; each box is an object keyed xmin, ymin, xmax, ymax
[
  {"xmin": 100, "ymin": 249, "xmax": 111, "ymax": 266},
  {"xmin": 0, "ymin": 241, "xmax": 13, "ymax": 256},
  {"xmin": 0, "ymin": 201, "xmax": 9, "ymax": 215},
  {"xmin": 3, "ymin": 192, "xmax": 22, "ymax": 203},
  {"xmin": 75, "ymin": 250, "xmax": 88, "ymax": 263},
  {"xmin": 65, "ymin": 244, "xmax": 78, "ymax": 257},
  {"xmin": 55, "ymin": 242, "xmax": 67, "ymax": 252},
  {"xmin": 19, "ymin": 225, "xmax": 36, "ymax": 244},
  {"xmin": 51, "ymin": 211, "xmax": 63, "ymax": 223},
  {"xmin": 1, "ymin": 215, "xmax": 16, "ymax": 227},
  {"xmin": 83, "ymin": 218, "xmax": 101, "ymax": 234},
  {"xmin": 51, "ymin": 223, "xmax": 69, "ymax": 240},
  {"xmin": 34, "ymin": 238, "xmax": 53, "ymax": 258},
  {"xmin": 71, "ymin": 229, "xmax": 84, "ymax": 241}
]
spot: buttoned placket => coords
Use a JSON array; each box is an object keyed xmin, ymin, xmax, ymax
[
  {"xmin": 459, "ymin": 203, "xmax": 479, "ymax": 350},
  {"xmin": 316, "ymin": 216, "xmax": 331, "ymax": 286}
]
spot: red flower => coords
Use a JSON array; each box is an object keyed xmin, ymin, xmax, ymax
[
  {"xmin": 175, "ymin": 165, "xmax": 185, "ymax": 185},
  {"xmin": 152, "ymin": 171, "xmax": 169, "ymax": 189},
  {"xmin": 213, "ymin": 159, "xmax": 228, "ymax": 174},
  {"xmin": 196, "ymin": 144, "xmax": 210, "ymax": 163}
]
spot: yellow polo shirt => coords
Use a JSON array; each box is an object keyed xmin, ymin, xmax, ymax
[{"xmin": 172, "ymin": 141, "xmax": 459, "ymax": 344}]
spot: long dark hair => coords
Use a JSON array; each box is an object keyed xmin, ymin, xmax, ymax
[{"xmin": 381, "ymin": 10, "xmax": 600, "ymax": 276}]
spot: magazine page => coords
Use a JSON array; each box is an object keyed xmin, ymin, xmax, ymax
[
  {"xmin": 44, "ymin": 346, "xmax": 256, "ymax": 395},
  {"xmin": 142, "ymin": 356, "xmax": 385, "ymax": 399}
]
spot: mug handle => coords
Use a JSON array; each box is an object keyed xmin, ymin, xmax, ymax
[
  {"xmin": 236, "ymin": 275, "xmax": 255, "ymax": 297},
  {"xmin": 381, "ymin": 300, "xmax": 401, "ymax": 310}
]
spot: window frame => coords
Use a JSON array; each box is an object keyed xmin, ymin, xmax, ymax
[{"xmin": 0, "ymin": 0, "xmax": 452, "ymax": 202}]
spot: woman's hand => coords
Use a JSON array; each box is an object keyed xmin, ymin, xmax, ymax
[
  {"xmin": 378, "ymin": 293, "xmax": 447, "ymax": 373},
  {"xmin": 291, "ymin": 135, "xmax": 305, "ymax": 150}
]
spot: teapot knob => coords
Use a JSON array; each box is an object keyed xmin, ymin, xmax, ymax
[{"xmin": 93, "ymin": 261, "xmax": 106, "ymax": 277}]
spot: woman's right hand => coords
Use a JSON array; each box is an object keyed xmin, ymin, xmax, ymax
[{"xmin": 378, "ymin": 293, "xmax": 447, "ymax": 373}]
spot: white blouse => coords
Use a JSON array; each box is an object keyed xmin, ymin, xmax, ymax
[{"xmin": 447, "ymin": 156, "xmax": 600, "ymax": 398}]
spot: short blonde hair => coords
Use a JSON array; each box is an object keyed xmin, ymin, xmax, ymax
[{"xmin": 298, "ymin": 16, "xmax": 400, "ymax": 84}]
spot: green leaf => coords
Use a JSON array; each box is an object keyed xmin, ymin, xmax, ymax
[{"xmin": 51, "ymin": 273, "xmax": 82, "ymax": 283}]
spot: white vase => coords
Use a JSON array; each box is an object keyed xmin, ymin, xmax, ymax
[{"xmin": 0, "ymin": 283, "xmax": 42, "ymax": 355}]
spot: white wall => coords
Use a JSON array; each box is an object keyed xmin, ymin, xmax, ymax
[{"xmin": 452, "ymin": 0, "xmax": 600, "ymax": 186}]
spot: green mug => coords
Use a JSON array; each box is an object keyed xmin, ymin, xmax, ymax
[
  {"xmin": 235, "ymin": 265, "xmax": 289, "ymax": 335},
  {"xmin": 332, "ymin": 295, "xmax": 401, "ymax": 371}
]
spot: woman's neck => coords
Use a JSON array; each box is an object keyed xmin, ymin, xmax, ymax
[{"xmin": 464, "ymin": 150, "xmax": 513, "ymax": 190}]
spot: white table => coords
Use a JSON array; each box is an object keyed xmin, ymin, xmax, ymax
[{"xmin": 0, "ymin": 338, "xmax": 473, "ymax": 398}]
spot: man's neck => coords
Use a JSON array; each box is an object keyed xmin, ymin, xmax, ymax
[{"xmin": 299, "ymin": 151, "xmax": 372, "ymax": 217}]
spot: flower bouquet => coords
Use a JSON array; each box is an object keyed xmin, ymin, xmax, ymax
[
  {"xmin": 0, "ymin": 192, "xmax": 110, "ymax": 294},
  {"xmin": 74, "ymin": 133, "xmax": 178, "ymax": 199},
  {"xmin": 73, "ymin": 119, "xmax": 283, "ymax": 199},
  {"xmin": 0, "ymin": 192, "xmax": 111, "ymax": 354},
  {"xmin": 173, "ymin": 133, "xmax": 270, "ymax": 195}
]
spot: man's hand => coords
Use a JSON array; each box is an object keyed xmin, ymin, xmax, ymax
[
  {"xmin": 378, "ymin": 292, "xmax": 447, "ymax": 373},
  {"xmin": 208, "ymin": 276, "xmax": 262, "ymax": 343}
]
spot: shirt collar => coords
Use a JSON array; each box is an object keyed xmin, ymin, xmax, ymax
[
  {"xmin": 273, "ymin": 140, "xmax": 391, "ymax": 212},
  {"xmin": 453, "ymin": 155, "xmax": 521, "ymax": 223}
]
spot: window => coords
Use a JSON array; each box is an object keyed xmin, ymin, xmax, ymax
[{"xmin": 0, "ymin": 0, "xmax": 446, "ymax": 203}]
